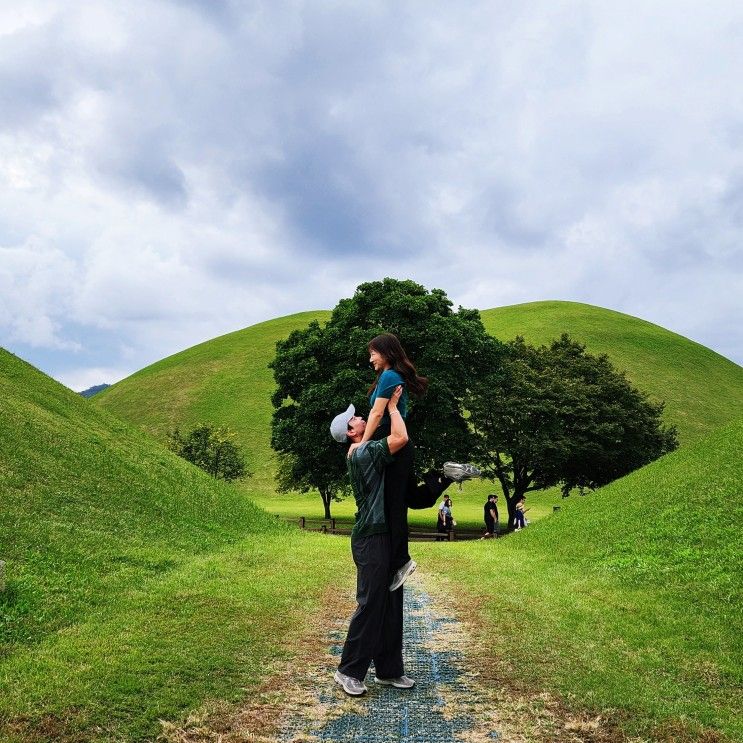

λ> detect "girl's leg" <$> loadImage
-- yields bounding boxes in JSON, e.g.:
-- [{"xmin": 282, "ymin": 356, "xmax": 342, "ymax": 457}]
[{"xmin": 383, "ymin": 440, "xmax": 413, "ymax": 573}]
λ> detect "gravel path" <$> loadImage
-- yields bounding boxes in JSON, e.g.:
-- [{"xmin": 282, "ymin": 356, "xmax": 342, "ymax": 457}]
[{"xmin": 281, "ymin": 579, "xmax": 502, "ymax": 742}]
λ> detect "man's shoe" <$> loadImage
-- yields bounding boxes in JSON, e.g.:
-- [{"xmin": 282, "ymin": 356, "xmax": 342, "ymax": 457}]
[
  {"xmin": 442, "ymin": 461, "xmax": 482, "ymax": 483},
  {"xmin": 389, "ymin": 559, "xmax": 416, "ymax": 592},
  {"xmin": 375, "ymin": 675, "xmax": 415, "ymax": 689},
  {"xmin": 334, "ymin": 670, "xmax": 367, "ymax": 696}
]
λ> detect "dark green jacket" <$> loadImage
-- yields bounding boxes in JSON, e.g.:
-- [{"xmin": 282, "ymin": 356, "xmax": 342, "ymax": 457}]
[{"xmin": 347, "ymin": 439, "xmax": 393, "ymax": 539}]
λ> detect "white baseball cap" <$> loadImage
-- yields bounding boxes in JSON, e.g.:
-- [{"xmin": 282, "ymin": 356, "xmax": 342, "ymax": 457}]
[{"xmin": 330, "ymin": 404, "xmax": 355, "ymax": 443}]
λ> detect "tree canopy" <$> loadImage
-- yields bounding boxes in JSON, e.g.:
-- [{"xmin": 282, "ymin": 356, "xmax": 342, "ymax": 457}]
[
  {"xmin": 270, "ymin": 278, "xmax": 499, "ymax": 518},
  {"xmin": 467, "ymin": 334, "xmax": 679, "ymax": 528},
  {"xmin": 271, "ymin": 279, "xmax": 678, "ymax": 524}
]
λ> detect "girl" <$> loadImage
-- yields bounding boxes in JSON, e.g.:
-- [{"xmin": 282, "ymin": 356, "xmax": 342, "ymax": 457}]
[
  {"xmin": 437, "ymin": 496, "xmax": 454, "ymax": 541},
  {"xmin": 353, "ymin": 333, "xmax": 427, "ymax": 590},
  {"xmin": 513, "ymin": 496, "xmax": 529, "ymax": 530}
]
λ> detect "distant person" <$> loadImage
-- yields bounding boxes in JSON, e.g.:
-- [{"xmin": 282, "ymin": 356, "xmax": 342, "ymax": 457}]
[
  {"xmin": 437, "ymin": 496, "xmax": 454, "ymax": 540},
  {"xmin": 513, "ymin": 496, "xmax": 529, "ymax": 530},
  {"xmin": 482, "ymin": 493, "xmax": 499, "ymax": 538}
]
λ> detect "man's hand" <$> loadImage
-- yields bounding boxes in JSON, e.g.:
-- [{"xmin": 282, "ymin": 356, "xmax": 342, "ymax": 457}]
[{"xmin": 388, "ymin": 385, "xmax": 403, "ymax": 410}]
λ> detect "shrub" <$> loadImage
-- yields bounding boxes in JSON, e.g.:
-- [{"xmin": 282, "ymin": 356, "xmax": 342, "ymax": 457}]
[{"xmin": 168, "ymin": 424, "xmax": 248, "ymax": 481}]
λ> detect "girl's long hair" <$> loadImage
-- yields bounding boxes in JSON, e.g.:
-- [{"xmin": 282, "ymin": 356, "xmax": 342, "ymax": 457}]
[{"xmin": 367, "ymin": 333, "xmax": 428, "ymax": 397}]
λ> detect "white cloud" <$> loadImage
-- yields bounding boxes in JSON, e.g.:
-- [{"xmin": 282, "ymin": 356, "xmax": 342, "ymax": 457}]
[
  {"xmin": 0, "ymin": 239, "xmax": 80, "ymax": 350},
  {"xmin": 55, "ymin": 365, "xmax": 129, "ymax": 392},
  {"xmin": 0, "ymin": 0, "xmax": 741, "ymax": 391}
]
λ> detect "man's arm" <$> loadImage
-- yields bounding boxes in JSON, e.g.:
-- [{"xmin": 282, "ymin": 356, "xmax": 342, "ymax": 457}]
[{"xmin": 386, "ymin": 385, "xmax": 409, "ymax": 455}]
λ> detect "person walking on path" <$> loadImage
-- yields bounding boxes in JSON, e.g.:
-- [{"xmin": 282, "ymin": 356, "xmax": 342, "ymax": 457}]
[
  {"xmin": 482, "ymin": 494, "xmax": 499, "ymax": 538},
  {"xmin": 437, "ymin": 496, "xmax": 454, "ymax": 540}
]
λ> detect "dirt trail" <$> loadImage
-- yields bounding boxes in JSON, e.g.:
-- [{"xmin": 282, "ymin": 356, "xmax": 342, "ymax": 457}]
[{"xmin": 160, "ymin": 573, "xmax": 626, "ymax": 743}]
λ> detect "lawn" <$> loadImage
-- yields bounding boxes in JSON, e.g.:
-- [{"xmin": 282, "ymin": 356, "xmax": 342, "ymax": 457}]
[
  {"xmin": 412, "ymin": 417, "xmax": 743, "ymax": 741},
  {"xmin": 0, "ymin": 348, "xmax": 350, "ymax": 741},
  {"xmin": 6, "ymin": 297, "xmax": 743, "ymax": 740}
]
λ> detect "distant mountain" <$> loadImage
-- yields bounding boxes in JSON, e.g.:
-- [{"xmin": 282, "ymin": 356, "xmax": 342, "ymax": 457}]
[{"xmin": 79, "ymin": 383, "xmax": 110, "ymax": 398}]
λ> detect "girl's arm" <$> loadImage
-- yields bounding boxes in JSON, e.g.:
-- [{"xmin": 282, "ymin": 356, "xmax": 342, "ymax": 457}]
[{"xmin": 360, "ymin": 396, "xmax": 388, "ymax": 443}]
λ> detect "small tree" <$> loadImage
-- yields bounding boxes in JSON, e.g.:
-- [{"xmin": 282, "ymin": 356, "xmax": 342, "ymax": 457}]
[
  {"xmin": 468, "ymin": 334, "xmax": 678, "ymax": 529},
  {"xmin": 168, "ymin": 424, "xmax": 248, "ymax": 482},
  {"xmin": 270, "ymin": 278, "xmax": 501, "ymax": 519}
]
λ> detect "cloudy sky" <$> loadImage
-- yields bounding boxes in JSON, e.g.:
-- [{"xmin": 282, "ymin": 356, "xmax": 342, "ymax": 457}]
[{"xmin": 1, "ymin": 1, "xmax": 742, "ymax": 391}]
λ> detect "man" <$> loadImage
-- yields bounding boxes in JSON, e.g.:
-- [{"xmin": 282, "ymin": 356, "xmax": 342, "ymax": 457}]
[
  {"xmin": 329, "ymin": 386, "xmax": 413, "ymax": 696},
  {"xmin": 329, "ymin": 388, "xmax": 479, "ymax": 696},
  {"xmin": 483, "ymin": 493, "xmax": 499, "ymax": 538}
]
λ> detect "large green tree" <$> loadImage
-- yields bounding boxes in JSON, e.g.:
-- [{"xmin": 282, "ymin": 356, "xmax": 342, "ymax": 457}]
[
  {"xmin": 467, "ymin": 334, "xmax": 679, "ymax": 529},
  {"xmin": 270, "ymin": 278, "xmax": 501, "ymax": 518}
]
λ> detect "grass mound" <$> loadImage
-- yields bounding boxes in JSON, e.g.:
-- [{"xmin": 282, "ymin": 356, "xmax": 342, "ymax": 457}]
[
  {"xmin": 481, "ymin": 300, "xmax": 743, "ymax": 445},
  {"xmin": 96, "ymin": 311, "xmax": 330, "ymax": 495},
  {"xmin": 96, "ymin": 301, "xmax": 743, "ymax": 527},
  {"xmin": 414, "ymin": 417, "xmax": 743, "ymax": 740},
  {"xmin": 0, "ymin": 348, "xmax": 349, "ymax": 741}
]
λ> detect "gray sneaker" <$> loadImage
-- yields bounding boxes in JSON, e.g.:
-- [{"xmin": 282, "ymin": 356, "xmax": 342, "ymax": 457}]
[
  {"xmin": 389, "ymin": 559, "xmax": 417, "ymax": 592},
  {"xmin": 442, "ymin": 462, "xmax": 482, "ymax": 482},
  {"xmin": 334, "ymin": 670, "xmax": 367, "ymax": 696},
  {"xmin": 374, "ymin": 675, "xmax": 415, "ymax": 689}
]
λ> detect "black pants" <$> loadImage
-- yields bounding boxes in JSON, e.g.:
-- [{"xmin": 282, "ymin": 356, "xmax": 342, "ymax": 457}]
[
  {"xmin": 373, "ymin": 424, "xmax": 413, "ymax": 573},
  {"xmin": 338, "ymin": 533, "xmax": 404, "ymax": 681},
  {"xmin": 436, "ymin": 516, "xmax": 450, "ymax": 541}
]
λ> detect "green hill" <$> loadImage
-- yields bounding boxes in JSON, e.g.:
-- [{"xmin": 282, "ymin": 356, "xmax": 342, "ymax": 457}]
[
  {"xmin": 0, "ymin": 348, "xmax": 348, "ymax": 741},
  {"xmin": 481, "ymin": 300, "xmax": 743, "ymax": 444},
  {"xmin": 418, "ymin": 416, "xmax": 743, "ymax": 740},
  {"xmin": 4, "ymin": 300, "xmax": 741, "ymax": 741},
  {"xmin": 96, "ymin": 310, "xmax": 331, "ymax": 496},
  {"xmin": 96, "ymin": 301, "xmax": 743, "ymax": 525}
]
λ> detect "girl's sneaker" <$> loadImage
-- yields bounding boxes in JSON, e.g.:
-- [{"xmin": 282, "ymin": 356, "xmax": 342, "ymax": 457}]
[
  {"xmin": 442, "ymin": 462, "xmax": 482, "ymax": 482},
  {"xmin": 389, "ymin": 559, "xmax": 416, "ymax": 592}
]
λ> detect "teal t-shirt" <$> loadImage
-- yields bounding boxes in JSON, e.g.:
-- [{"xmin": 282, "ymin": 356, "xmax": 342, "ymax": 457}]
[
  {"xmin": 369, "ymin": 369, "xmax": 409, "ymax": 425},
  {"xmin": 347, "ymin": 439, "xmax": 394, "ymax": 540}
]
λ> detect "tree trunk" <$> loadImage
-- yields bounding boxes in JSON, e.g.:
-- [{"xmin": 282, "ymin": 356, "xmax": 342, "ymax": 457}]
[
  {"xmin": 320, "ymin": 488, "xmax": 332, "ymax": 520},
  {"xmin": 492, "ymin": 464, "xmax": 517, "ymax": 531},
  {"xmin": 505, "ymin": 487, "xmax": 526, "ymax": 531},
  {"xmin": 505, "ymin": 493, "xmax": 518, "ymax": 531}
]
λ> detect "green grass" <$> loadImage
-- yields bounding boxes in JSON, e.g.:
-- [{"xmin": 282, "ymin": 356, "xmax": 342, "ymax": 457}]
[
  {"xmin": 4, "ymin": 292, "xmax": 743, "ymax": 741},
  {"xmin": 0, "ymin": 348, "xmax": 350, "ymax": 741},
  {"xmin": 412, "ymin": 417, "xmax": 743, "ymax": 740},
  {"xmin": 96, "ymin": 301, "xmax": 743, "ymax": 525}
]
